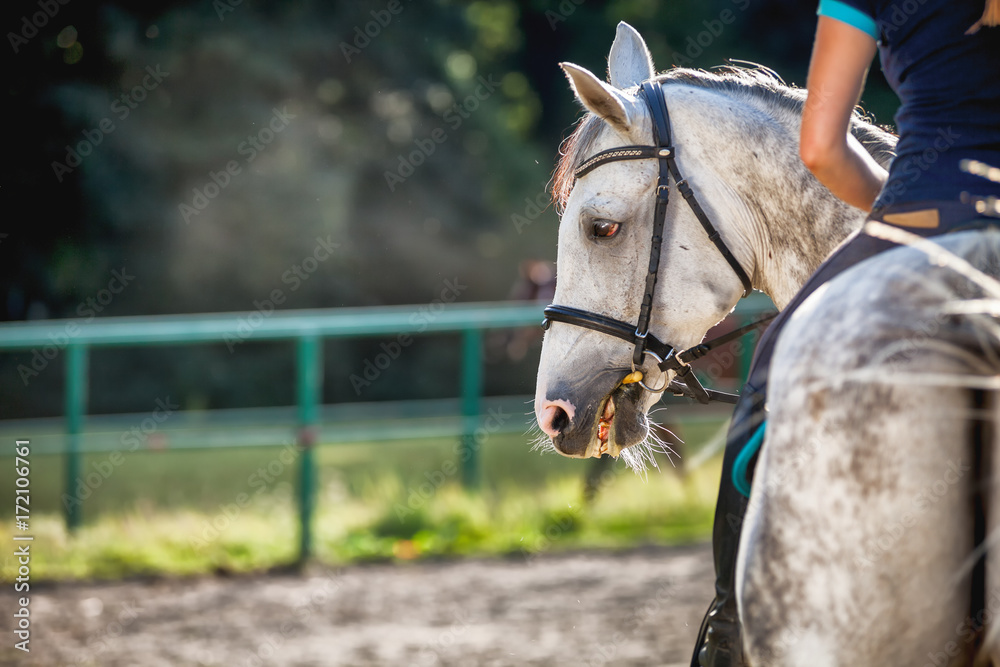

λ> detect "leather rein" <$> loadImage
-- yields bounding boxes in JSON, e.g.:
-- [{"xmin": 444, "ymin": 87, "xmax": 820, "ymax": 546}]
[{"xmin": 542, "ymin": 80, "xmax": 775, "ymax": 405}]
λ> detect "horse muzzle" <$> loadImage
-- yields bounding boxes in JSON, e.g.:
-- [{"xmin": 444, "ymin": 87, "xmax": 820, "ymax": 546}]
[{"xmin": 537, "ymin": 374, "xmax": 650, "ymax": 458}]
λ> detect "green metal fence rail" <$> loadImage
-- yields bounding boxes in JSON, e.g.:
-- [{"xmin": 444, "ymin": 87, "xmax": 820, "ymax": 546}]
[{"xmin": 0, "ymin": 295, "xmax": 773, "ymax": 563}]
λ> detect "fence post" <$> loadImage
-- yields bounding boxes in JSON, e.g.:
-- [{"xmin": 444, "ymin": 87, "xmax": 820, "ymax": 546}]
[
  {"xmin": 460, "ymin": 327, "xmax": 483, "ymax": 488},
  {"xmin": 64, "ymin": 343, "xmax": 88, "ymax": 531},
  {"xmin": 296, "ymin": 335, "xmax": 322, "ymax": 565}
]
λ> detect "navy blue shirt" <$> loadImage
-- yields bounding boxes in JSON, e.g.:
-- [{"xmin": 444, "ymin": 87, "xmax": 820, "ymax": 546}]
[{"xmin": 818, "ymin": 0, "xmax": 1000, "ymax": 211}]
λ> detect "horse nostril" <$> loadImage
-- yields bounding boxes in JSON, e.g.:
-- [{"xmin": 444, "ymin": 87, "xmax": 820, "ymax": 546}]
[
  {"xmin": 538, "ymin": 401, "xmax": 574, "ymax": 438},
  {"xmin": 550, "ymin": 406, "xmax": 569, "ymax": 432}
]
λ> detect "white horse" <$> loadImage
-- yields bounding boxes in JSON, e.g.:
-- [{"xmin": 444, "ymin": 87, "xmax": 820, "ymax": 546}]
[{"xmin": 534, "ymin": 22, "xmax": 1000, "ymax": 665}]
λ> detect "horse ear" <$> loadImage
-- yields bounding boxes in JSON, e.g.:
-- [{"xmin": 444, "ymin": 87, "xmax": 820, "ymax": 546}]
[
  {"xmin": 608, "ymin": 22, "xmax": 655, "ymax": 88},
  {"xmin": 560, "ymin": 62, "xmax": 636, "ymax": 133}
]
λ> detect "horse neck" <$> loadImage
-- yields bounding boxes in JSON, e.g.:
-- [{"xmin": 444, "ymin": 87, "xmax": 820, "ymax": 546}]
[
  {"xmin": 671, "ymin": 86, "xmax": 869, "ymax": 309},
  {"xmin": 744, "ymin": 162, "xmax": 868, "ymax": 309}
]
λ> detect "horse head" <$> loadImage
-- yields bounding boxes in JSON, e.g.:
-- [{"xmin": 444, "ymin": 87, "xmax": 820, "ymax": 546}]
[
  {"xmin": 533, "ymin": 23, "xmax": 894, "ymax": 466},
  {"xmin": 534, "ymin": 23, "xmax": 757, "ymax": 464}
]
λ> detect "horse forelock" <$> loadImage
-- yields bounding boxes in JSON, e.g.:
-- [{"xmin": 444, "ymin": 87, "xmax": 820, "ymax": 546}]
[
  {"xmin": 551, "ymin": 65, "xmax": 898, "ymax": 212},
  {"xmin": 552, "ymin": 113, "xmax": 605, "ymax": 214}
]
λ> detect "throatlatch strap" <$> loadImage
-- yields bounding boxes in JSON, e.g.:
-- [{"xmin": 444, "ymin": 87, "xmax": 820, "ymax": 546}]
[
  {"xmin": 664, "ymin": 158, "xmax": 753, "ymax": 296},
  {"xmin": 643, "ymin": 81, "xmax": 752, "ymax": 297},
  {"xmin": 674, "ymin": 312, "xmax": 778, "ymax": 365}
]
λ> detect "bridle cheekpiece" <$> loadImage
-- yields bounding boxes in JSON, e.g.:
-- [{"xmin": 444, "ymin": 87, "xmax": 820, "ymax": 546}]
[{"xmin": 542, "ymin": 80, "xmax": 772, "ymax": 404}]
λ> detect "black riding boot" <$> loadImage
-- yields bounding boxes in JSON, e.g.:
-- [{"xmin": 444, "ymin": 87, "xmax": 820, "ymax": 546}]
[{"xmin": 691, "ymin": 388, "xmax": 766, "ymax": 667}]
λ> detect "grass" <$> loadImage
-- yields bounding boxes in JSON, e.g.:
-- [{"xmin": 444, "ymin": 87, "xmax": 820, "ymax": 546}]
[{"xmin": 0, "ymin": 422, "xmax": 729, "ymax": 582}]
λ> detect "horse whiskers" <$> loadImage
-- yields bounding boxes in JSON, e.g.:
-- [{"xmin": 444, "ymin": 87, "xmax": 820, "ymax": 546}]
[
  {"xmin": 530, "ymin": 437, "xmax": 556, "ymax": 455},
  {"xmin": 620, "ymin": 446, "xmax": 653, "ymax": 477},
  {"xmin": 524, "ymin": 403, "xmax": 558, "ymax": 454},
  {"xmin": 649, "ymin": 418, "xmax": 682, "ymax": 445},
  {"xmin": 524, "ymin": 403, "xmax": 681, "ymax": 467},
  {"xmin": 620, "ymin": 414, "xmax": 679, "ymax": 474},
  {"xmin": 526, "ymin": 420, "xmax": 556, "ymax": 454},
  {"xmin": 648, "ymin": 425, "xmax": 680, "ymax": 460},
  {"xmin": 522, "ymin": 407, "xmax": 538, "ymax": 438}
]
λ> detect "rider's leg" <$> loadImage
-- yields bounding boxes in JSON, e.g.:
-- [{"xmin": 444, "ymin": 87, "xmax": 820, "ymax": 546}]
[{"xmin": 692, "ymin": 381, "xmax": 765, "ymax": 667}]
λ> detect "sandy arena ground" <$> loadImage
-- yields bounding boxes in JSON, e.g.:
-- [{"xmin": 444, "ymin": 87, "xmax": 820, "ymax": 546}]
[{"xmin": 2, "ymin": 543, "xmax": 713, "ymax": 667}]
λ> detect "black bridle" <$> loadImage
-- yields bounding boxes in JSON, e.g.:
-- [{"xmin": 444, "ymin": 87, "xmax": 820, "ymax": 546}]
[{"xmin": 542, "ymin": 80, "xmax": 774, "ymax": 404}]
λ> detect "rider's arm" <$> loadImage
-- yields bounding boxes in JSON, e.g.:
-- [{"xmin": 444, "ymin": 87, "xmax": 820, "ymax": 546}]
[{"xmin": 800, "ymin": 4, "xmax": 887, "ymax": 212}]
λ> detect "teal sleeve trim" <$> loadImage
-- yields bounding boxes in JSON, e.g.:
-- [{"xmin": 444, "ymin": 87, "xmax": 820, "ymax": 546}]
[
  {"xmin": 732, "ymin": 422, "xmax": 766, "ymax": 499},
  {"xmin": 817, "ymin": 0, "xmax": 878, "ymax": 40}
]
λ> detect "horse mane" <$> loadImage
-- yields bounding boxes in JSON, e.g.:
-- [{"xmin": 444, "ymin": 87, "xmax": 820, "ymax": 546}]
[{"xmin": 551, "ymin": 65, "xmax": 899, "ymax": 212}]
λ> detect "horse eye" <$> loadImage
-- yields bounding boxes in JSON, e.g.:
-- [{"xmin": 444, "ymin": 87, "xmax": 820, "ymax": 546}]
[{"xmin": 592, "ymin": 220, "xmax": 620, "ymax": 238}]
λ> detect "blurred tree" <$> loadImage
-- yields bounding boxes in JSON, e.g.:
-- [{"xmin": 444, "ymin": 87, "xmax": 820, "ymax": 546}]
[{"xmin": 0, "ymin": 0, "xmax": 900, "ymax": 416}]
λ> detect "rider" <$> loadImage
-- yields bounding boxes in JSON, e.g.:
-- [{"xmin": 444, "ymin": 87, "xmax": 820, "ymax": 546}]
[{"xmin": 695, "ymin": 1, "xmax": 1000, "ymax": 665}]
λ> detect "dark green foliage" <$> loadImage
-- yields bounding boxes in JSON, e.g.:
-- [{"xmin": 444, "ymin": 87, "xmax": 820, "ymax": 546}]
[{"xmin": 0, "ymin": 0, "xmax": 897, "ymax": 417}]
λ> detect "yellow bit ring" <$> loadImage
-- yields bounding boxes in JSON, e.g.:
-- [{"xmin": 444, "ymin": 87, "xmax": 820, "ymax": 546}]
[
  {"xmin": 621, "ymin": 371, "xmax": 644, "ymax": 385},
  {"xmin": 621, "ymin": 368, "xmax": 668, "ymax": 394}
]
